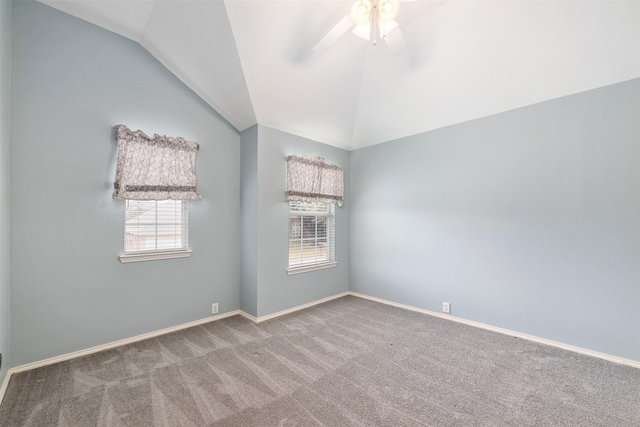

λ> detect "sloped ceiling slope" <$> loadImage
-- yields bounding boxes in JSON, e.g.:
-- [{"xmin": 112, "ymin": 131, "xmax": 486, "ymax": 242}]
[
  {"xmin": 38, "ymin": 0, "xmax": 256, "ymax": 131},
  {"xmin": 38, "ymin": 0, "xmax": 640, "ymax": 150}
]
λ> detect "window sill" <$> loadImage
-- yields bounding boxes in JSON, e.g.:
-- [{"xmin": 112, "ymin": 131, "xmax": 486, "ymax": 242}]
[
  {"xmin": 119, "ymin": 250, "xmax": 192, "ymax": 264},
  {"xmin": 287, "ymin": 262, "xmax": 337, "ymax": 275}
]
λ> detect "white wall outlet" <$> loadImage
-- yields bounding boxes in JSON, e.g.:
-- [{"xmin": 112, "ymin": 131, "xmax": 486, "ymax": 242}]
[
  {"xmin": 211, "ymin": 303, "xmax": 219, "ymax": 314},
  {"xmin": 443, "ymin": 302, "xmax": 451, "ymax": 314}
]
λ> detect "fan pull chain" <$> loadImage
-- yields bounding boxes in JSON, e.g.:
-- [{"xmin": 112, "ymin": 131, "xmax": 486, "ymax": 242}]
[{"xmin": 373, "ymin": 8, "xmax": 378, "ymax": 45}]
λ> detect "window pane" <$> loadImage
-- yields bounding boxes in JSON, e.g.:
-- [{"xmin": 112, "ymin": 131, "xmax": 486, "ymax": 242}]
[
  {"xmin": 125, "ymin": 200, "xmax": 188, "ymax": 253},
  {"xmin": 288, "ymin": 201, "xmax": 334, "ymax": 268}
]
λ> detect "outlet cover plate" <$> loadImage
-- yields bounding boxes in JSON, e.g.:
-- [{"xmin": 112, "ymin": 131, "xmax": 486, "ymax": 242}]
[
  {"xmin": 443, "ymin": 302, "xmax": 451, "ymax": 314},
  {"xmin": 212, "ymin": 303, "xmax": 219, "ymax": 314}
]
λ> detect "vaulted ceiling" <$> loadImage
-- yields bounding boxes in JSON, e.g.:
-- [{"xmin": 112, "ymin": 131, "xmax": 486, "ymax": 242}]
[{"xmin": 37, "ymin": 0, "xmax": 640, "ymax": 150}]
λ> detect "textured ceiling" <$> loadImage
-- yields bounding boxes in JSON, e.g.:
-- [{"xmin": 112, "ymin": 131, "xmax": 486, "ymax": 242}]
[{"xmin": 37, "ymin": 0, "xmax": 640, "ymax": 150}]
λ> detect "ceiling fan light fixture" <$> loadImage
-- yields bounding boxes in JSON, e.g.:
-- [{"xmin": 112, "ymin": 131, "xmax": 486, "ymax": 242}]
[
  {"xmin": 351, "ymin": 0, "xmax": 373, "ymax": 26},
  {"xmin": 378, "ymin": 0, "xmax": 400, "ymax": 22}
]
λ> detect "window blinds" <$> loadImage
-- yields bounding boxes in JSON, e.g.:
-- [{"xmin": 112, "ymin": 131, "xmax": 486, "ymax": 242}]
[
  {"xmin": 288, "ymin": 201, "xmax": 335, "ymax": 268},
  {"xmin": 125, "ymin": 199, "xmax": 188, "ymax": 254}
]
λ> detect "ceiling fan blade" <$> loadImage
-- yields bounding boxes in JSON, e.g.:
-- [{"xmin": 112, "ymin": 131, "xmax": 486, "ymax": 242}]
[
  {"xmin": 384, "ymin": 26, "xmax": 407, "ymax": 57},
  {"xmin": 313, "ymin": 15, "xmax": 354, "ymax": 52}
]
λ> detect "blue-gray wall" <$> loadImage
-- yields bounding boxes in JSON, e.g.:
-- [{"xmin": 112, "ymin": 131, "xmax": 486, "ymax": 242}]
[
  {"xmin": 6, "ymin": 0, "xmax": 636, "ymax": 369},
  {"xmin": 0, "ymin": 0, "xmax": 12, "ymax": 382},
  {"xmin": 255, "ymin": 126, "xmax": 350, "ymax": 317},
  {"xmin": 240, "ymin": 125, "xmax": 258, "ymax": 317},
  {"xmin": 350, "ymin": 79, "xmax": 640, "ymax": 362},
  {"xmin": 10, "ymin": 1, "xmax": 240, "ymax": 366}
]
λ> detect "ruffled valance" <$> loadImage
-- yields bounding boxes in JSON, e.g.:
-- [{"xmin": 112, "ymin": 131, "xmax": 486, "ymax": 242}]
[
  {"xmin": 113, "ymin": 125, "xmax": 201, "ymax": 200},
  {"xmin": 286, "ymin": 155, "xmax": 344, "ymax": 206}
]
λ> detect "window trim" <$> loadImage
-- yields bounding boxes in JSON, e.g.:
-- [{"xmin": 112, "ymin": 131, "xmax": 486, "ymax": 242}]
[
  {"xmin": 287, "ymin": 261, "xmax": 337, "ymax": 275},
  {"xmin": 119, "ymin": 249, "xmax": 192, "ymax": 264}
]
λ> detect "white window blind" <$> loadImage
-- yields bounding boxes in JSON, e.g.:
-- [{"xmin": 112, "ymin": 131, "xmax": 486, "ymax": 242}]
[
  {"xmin": 125, "ymin": 200, "xmax": 188, "ymax": 254},
  {"xmin": 288, "ymin": 201, "xmax": 335, "ymax": 269}
]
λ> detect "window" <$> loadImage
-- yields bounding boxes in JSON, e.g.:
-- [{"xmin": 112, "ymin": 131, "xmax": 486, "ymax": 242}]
[
  {"xmin": 284, "ymin": 155, "xmax": 343, "ymax": 273},
  {"xmin": 119, "ymin": 199, "xmax": 191, "ymax": 263},
  {"xmin": 288, "ymin": 201, "xmax": 336, "ymax": 273}
]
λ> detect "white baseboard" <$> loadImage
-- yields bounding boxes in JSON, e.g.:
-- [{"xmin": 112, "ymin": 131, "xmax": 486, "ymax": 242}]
[
  {"xmin": 2, "ymin": 290, "xmax": 351, "ymax": 400},
  {"xmin": 238, "ymin": 310, "xmax": 258, "ymax": 322},
  {"xmin": 0, "ymin": 310, "xmax": 239, "ymax": 405},
  {"xmin": 0, "ymin": 309, "xmax": 242, "ymax": 408},
  {"xmin": 240, "ymin": 291, "xmax": 350, "ymax": 323},
  {"xmin": 348, "ymin": 291, "xmax": 640, "ymax": 370},
  {"xmin": 2, "ymin": 290, "xmax": 637, "ymax": 406},
  {"xmin": 10, "ymin": 310, "xmax": 240, "ymax": 375},
  {"xmin": 1, "ymin": 292, "xmax": 351, "ymax": 404},
  {"xmin": 0, "ymin": 369, "xmax": 11, "ymax": 407}
]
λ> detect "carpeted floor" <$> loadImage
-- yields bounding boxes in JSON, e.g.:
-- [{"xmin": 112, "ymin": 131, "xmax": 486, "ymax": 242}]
[{"xmin": 1, "ymin": 295, "xmax": 639, "ymax": 426}]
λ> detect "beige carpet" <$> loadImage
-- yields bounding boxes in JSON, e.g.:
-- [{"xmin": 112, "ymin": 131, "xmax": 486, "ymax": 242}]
[{"xmin": 1, "ymin": 295, "xmax": 638, "ymax": 426}]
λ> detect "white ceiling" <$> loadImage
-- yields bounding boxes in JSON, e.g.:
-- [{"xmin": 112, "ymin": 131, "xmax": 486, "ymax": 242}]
[{"xmin": 38, "ymin": 0, "xmax": 640, "ymax": 150}]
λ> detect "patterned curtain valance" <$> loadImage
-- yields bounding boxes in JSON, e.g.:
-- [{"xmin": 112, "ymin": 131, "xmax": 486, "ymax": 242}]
[
  {"xmin": 112, "ymin": 124, "xmax": 201, "ymax": 200},
  {"xmin": 286, "ymin": 155, "xmax": 344, "ymax": 207}
]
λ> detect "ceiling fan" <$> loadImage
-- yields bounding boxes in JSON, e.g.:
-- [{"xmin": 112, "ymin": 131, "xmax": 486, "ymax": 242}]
[{"xmin": 313, "ymin": 0, "xmax": 408, "ymax": 56}]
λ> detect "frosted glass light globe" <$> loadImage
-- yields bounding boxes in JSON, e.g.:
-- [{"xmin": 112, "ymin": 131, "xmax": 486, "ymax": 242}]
[
  {"xmin": 378, "ymin": 0, "xmax": 400, "ymax": 22},
  {"xmin": 351, "ymin": 0, "xmax": 373, "ymax": 25}
]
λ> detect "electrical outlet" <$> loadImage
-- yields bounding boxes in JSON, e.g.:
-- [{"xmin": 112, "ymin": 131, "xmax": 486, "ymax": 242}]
[
  {"xmin": 443, "ymin": 302, "xmax": 451, "ymax": 314},
  {"xmin": 211, "ymin": 303, "xmax": 219, "ymax": 314}
]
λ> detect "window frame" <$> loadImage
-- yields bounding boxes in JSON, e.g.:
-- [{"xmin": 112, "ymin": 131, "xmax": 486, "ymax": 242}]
[
  {"xmin": 119, "ymin": 199, "xmax": 192, "ymax": 263},
  {"xmin": 287, "ymin": 201, "xmax": 337, "ymax": 275}
]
